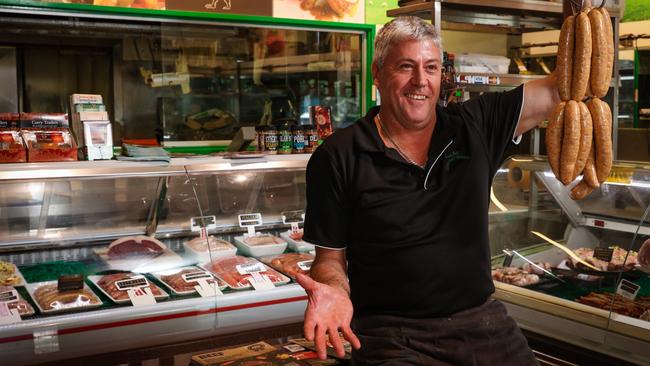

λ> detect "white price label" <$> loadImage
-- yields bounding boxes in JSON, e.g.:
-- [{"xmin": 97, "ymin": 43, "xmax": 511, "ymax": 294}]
[
  {"xmin": 281, "ymin": 210, "xmax": 304, "ymax": 224},
  {"xmin": 249, "ymin": 272, "xmax": 275, "ymax": 291},
  {"xmin": 297, "ymin": 260, "xmax": 313, "ymax": 272},
  {"xmin": 236, "ymin": 262, "xmax": 267, "ymax": 275},
  {"xmin": 127, "ymin": 287, "xmax": 156, "ymax": 306},
  {"xmin": 616, "ymin": 279, "xmax": 640, "ymax": 300},
  {"xmin": 238, "ymin": 213, "xmax": 263, "ymax": 227},
  {"xmin": 0, "ymin": 302, "xmax": 21, "ymax": 325},
  {"xmin": 115, "ymin": 275, "xmax": 149, "ymax": 291},
  {"xmin": 194, "ymin": 278, "xmax": 223, "ymax": 298}
]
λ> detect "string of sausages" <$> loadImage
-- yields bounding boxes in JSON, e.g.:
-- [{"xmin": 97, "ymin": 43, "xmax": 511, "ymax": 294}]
[{"xmin": 547, "ymin": 5, "xmax": 614, "ymax": 200}]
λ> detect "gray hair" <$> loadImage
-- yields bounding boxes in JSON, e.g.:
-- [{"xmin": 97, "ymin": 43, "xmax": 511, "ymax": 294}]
[{"xmin": 373, "ymin": 16, "xmax": 442, "ymax": 69}]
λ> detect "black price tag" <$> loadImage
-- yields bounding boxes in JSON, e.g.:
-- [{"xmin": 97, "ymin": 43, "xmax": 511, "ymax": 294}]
[
  {"xmin": 57, "ymin": 274, "xmax": 84, "ymax": 292},
  {"xmin": 616, "ymin": 279, "xmax": 640, "ymax": 300},
  {"xmin": 281, "ymin": 210, "xmax": 305, "ymax": 224},
  {"xmin": 115, "ymin": 275, "xmax": 149, "ymax": 291},
  {"xmin": 190, "ymin": 215, "xmax": 217, "ymax": 232},
  {"xmin": 594, "ymin": 247, "xmax": 614, "ymax": 262},
  {"xmin": 0, "ymin": 289, "xmax": 18, "ymax": 303}
]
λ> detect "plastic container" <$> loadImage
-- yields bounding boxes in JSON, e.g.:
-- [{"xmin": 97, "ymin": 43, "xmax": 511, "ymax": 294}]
[
  {"xmin": 259, "ymin": 253, "xmax": 314, "ymax": 279},
  {"xmin": 233, "ymin": 234, "xmax": 287, "ymax": 257},
  {"xmin": 279, "ymin": 230, "xmax": 315, "ymax": 253},
  {"xmin": 25, "ymin": 281, "xmax": 102, "ymax": 314},
  {"xmin": 88, "ymin": 273, "xmax": 168, "ymax": 304},
  {"xmin": 454, "ymin": 53, "xmax": 510, "ymax": 74},
  {"xmin": 152, "ymin": 266, "xmax": 227, "ymax": 295},
  {"xmin": 0, "ymin": 130, "xmax": 27, "ymax": 163},
  {"xmin": 183, "ymin": 236, "xmax": 237, "ymax": 262},
  {"xmin": 200, "ymin": 256, "xmax": 290, "ymax": 290}
]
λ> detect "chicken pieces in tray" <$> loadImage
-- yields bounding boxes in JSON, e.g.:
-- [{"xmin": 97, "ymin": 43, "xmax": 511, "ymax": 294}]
[{"xmin": 299, "ymin": 0, "xmax": 359, "ymax": 20}]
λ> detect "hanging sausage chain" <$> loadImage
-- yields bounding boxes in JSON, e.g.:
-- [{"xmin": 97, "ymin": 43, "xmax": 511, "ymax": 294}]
[{"xmin": 546, "ymin": 4, "xmax": 614, "ymax": 200}]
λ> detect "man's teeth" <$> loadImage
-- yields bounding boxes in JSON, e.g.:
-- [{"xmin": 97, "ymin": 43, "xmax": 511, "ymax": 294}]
[{"xmin": 405, "ymin": 94, "xmax": 427, "ymax": 100}]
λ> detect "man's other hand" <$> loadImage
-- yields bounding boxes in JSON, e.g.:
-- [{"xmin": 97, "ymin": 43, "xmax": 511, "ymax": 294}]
[{"xmin": 295, "ymin": 273, "xmax": 361, "ymax": 359}]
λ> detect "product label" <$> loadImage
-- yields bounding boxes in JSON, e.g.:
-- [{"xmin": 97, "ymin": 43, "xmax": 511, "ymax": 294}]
[
  {"xmin": 127, "ymin": 287, "xmax": 156, "ymax": 306},
  {"xmin": 594, "ymin": 247, "xmax": 614, "ymax": 262},
  {"xmin": 194, "ymin": 279, "xmax": 223, "ymax": 297},
  {"xmin": 182, "ymin": 271, "xmax": 214, "ymax": 283},
  {"xmin": 115, "ymin": 275, "xmax": 149, "ymax": 291},
  {"xmin": 281, "ymin": 210, "xmax": 305, "ymax": 224},
  {"xmin": 191, "ymin": 215, "xmax": 217, "ymax": 232},
  {"xmin": 278, "ymin": 132, "xmax": 292, "ymax": 152},
  {"xmin": 249, "ymin": 271, "xmax": 275, "ymax": 290},
  {"xmin": 297, "ymin": 260, "xmax": 313, "ymax": 272},
  {"xmin": 0, "ymin": 302, "xmax": 21, "ymax": 325},
  {"xmin": 19, "ymin": 113, "xmax": 68, "ymax": 128},
  {"xmin": 71, "ymin": 93, "xmax": 103, "ymax": 104},
  {"xmin": 0, "ymin": 289, "xmax": 19, "ymax": 304},
  {"xmin": 236, "ymin": 262, "xmax": 266, "ymax": 275},
  {"xmin": 293, "ymin": 133, "xmax": 305, "ymax": 151},
  {"xmin": 616, "ymin": 279, "xmax": 640, "ymax": 300},
  {"xmin": 265, "ymin": 133, "xmax": 278, "ymax": 151}
]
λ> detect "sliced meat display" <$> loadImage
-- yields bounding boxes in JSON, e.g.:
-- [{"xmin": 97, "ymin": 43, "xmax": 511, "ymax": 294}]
[
  {"xmin": 159, "ymin": 268, "xmax": 224, "ymax": 293},
  {"xmin": 107, "ymin": 235, "xmax": 166, "ymax": 260},
  {"xmin": 97, "ymin": 272, "xmax": 165, "ymax": 301},
  {"xmin": 260, "ymin": 253, "xmax": 314, "ymax": 279},
  {"xmin": 202, "ymin": 256, "xmax": 290, "ymax": 290}
]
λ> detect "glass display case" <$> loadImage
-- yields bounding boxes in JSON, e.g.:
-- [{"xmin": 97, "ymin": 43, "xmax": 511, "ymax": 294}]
[
  {"xmin": 0, "ymin": 155, "xmax": 311, "ymax": 365},
  {"xmin": 490, "ymin": 155, "xmax": 650, "ymax": 365}
]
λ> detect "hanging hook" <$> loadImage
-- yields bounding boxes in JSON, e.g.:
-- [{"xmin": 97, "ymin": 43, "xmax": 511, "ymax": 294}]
[{"xmin": 598, "ymin": 0, "xmax": 607, "ymax": 9}]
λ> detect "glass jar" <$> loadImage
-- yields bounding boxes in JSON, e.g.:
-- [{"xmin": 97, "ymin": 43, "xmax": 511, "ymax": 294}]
[
  {"xmin": 304, "ymin": 125, "xmax": 318, "ymax": 153},
  {"xmin": 255, "ymin": 125, "xmax": 267, "ymax": 151},
  {"xmin": 291, "ymin": 125, "xmax": 305, "ymax": 154},
  {"xmin": 265, "ymin": 125, "xmax": 278, "ymax": 154},
  {"xmin": 277, "ymin": 125, "xmax": 292, "ymax": 154}
]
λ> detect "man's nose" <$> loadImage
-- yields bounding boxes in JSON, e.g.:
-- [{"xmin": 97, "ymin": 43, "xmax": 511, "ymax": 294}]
[{"xmin": 411, "ymin": 65, "xmax": 427, "ymax": 86}]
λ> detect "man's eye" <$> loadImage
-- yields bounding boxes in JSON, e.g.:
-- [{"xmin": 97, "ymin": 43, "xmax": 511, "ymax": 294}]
[
  {"xmin": 427, "ymin": 65, "xmax": 439, "ymax": 72},
  {"xmin": 399, "ymin": 64, "xmax": 413, "ymax": 70}
]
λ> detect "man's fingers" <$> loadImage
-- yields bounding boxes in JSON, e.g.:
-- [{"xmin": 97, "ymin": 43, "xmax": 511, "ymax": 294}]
[
  {"xmin": 295, "ymin": 273, "xmax": 317, "ymax": 292},
  {"xmin": 341, "ymin": 325, "xmax": 361, "ymax": 350},
  {"xmin": 314, "ymin": 324, "xmax": 328, "ymax": 360},
  {"xmin": 303, "ymin": 318, "xmax": 316, "ymax": 341},
  {"xmin": 327, "ymin": 327, "xmax": 345, "ymax": 358}
]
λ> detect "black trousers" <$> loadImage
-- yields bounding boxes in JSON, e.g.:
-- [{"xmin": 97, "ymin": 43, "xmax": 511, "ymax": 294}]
[{"xmin": 351, "ymin": 299, "xmax": 539, "ymax": 366}]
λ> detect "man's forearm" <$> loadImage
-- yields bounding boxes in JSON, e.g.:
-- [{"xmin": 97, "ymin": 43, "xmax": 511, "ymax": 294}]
[{"xmin": 310, "ymin": 256, "xmax": 351, "ymax": 296}]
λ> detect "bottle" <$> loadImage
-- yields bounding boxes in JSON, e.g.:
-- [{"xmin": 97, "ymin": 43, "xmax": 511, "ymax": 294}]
[
  {"xmin": 291, "ymin": 125, "xmax": 305, "ymax": 154},
  {"xmin": 304, "ymin": 125, "xmax": 318, "ymax": 153},
  {"xmin": 277, "ymin": 125, "xmax": 292, "ymax": 154},
  {"xmin": 255, "ymin": 125, "xmax": 267, "ymax": 152},
  {"xmin": 265, "ymin": 125, "xmax": 278, "ymax": 154}
]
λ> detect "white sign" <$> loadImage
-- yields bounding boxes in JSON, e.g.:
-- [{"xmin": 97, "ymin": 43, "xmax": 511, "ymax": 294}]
[
  {"xmin": 248, "ymin": 272, "xmax": 275, "ymax": 291},
  {"xmin": 0, "ymin": 302, "xmax": 21, "ymax": 325},
  {"xmin": 616, "ymin": 279, "xmax": 640, "ymax": 300},
  {"xmin": 236, "ymin": 262, "xmax": 267, "ymax": 275},
  {"xmin": 127, "ymin": 287, "xmax": 157, "ymax": 306}
]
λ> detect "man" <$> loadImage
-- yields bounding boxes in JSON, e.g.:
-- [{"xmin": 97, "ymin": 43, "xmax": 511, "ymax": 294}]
[{"xmin": 296, "ymin": 16, "xmax": 559, "ymax": 365}]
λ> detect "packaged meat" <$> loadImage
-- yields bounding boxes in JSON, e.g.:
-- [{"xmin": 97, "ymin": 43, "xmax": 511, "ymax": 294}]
[
  {"xmin": 569, "ymin": 246, "xmax": 637, "ymax": 272},
  {"xmin": 0, "ymin": 130, "xmax": 26, "ymax": 163},
  {"xmin": 19, "ymin": 113, "xmax": 77, "ymax": 162},
  {"xmin": 0, "ymin": 286, "xmax": 35, "ymax": 316},
  {"xmin": 89, "ymin": 272, "xmax": 168, "ymax": 304},
  {"xmin": 183, "ymin": 236, "xmax": 237, "ymax": 261},
  {"xmin": 259, "ymin": 253, "xmax": 314, "ymax": 279},
  {"xmin": 233, "ymin": 234, "xmax": 287, "ymax": 257},
  {"xmin": 107, "ymin": 235, "xmax": 166, "ymax": 260},
  {"xmin": 26, "ymin": 281, "xmax": 102, "ymax": 314},
  {"xmin": 201, "ymin": 256, "xmax": 290, "ymax": 290},
  {"xmin": 279, "ymin": 230, "xmax": 315, "ymax": 252},
  {"xmin": 0, "ymin": 260, "xmax": 25, "ymax": 286},
  {"xmin": 153, "ymin": 266, "xmax": 227, "ymax": 295}
]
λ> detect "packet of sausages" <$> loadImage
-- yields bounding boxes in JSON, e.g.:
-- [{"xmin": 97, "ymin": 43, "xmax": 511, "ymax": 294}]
[
  {"xmin": 259, "ymin": 253, "xmax": 314, "ymax": 280},
  {"xmin": 201, "ymin": 256, "xmax": 290, "ymax": 290},
  {"xmin": 19, "ymin": 113, "xmax": 78, "ymax": 162}
]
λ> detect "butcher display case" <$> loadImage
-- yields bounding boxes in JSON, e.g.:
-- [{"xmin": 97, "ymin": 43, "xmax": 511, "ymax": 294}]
[
  {"xmin": 490, "ymin": 155, "xmax": 650, "ymax": 365},
  {"xmin": 0, "ymin": 155, "xmax": 311, "ymax": 365}
]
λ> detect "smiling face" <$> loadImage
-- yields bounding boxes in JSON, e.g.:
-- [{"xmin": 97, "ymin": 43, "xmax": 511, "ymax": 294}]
[{"xmin": 372, "ymin": 38, "xmax": 441, "ymax": 131}]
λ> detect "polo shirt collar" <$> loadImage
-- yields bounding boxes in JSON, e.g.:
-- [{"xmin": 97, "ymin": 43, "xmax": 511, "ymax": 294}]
[{"xmin": 353, "ymin": 104, "xmax": 459, "ymax": 160}]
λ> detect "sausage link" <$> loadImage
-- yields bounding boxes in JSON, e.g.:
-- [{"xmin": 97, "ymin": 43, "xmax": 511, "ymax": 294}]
[
  {"xmin": 587, "ymin": 98, "xmax": 613, "ymax": 183},
  {"xmin": 556, "ymin": 15, "xmax": 575, "ymax": 101},
  {"xmin": 583, "ymin": 144, "xmax": 600, "ymax": 188},
  {"xmin": 571, "ymin": 11, "xmax": 592, "ymax": 101},
  {"xmin": 598, "ymin": 7, "xmax": 614, "ymax": 96},
  {"xmin": 560, "ymin": 100, "xmax": 581, "ymax": 185},
  {"xmin": 546, "ymin": 102, "xmax": 566, "ymax": 180},
  {"xmin": 570, "ymin": 180, "xmax": 595, "ymax": 200},
  {"xmin": 572, "ymin": 101, "xmax": 593, "ymax": 181},
  {"xmin": 589, "ymin": 9, "xmax": 609, "ymax": 97}
]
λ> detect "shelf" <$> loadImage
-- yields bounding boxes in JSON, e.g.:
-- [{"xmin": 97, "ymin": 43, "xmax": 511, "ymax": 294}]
[{"xmin": 388, "ymin": 0, "xmax": 622, "ymax": 34}]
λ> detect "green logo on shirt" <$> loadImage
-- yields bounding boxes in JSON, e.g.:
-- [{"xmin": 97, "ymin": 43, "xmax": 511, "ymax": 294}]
[{"xmin": 444, "ymin": 150, "xmax": 469, "ymax": 172}]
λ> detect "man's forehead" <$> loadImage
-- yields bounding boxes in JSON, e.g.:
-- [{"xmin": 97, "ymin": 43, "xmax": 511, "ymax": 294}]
[{"xmin": 386, "ymin": 38, "xmax": 440, "ymax": 58}]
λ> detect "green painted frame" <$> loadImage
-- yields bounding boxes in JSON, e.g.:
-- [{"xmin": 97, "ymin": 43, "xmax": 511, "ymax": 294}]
[{"xmin": 0, "ymin": 0, "xmax": 376, "ymax": 152}]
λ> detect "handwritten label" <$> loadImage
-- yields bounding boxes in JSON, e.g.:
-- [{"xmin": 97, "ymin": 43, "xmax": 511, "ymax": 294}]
[
  {"xmin": 0, "ymin": 289, "xmax": 19, "ymax": 304},
  {"xmin": 594, "ymin": 247, "xmax": 614, "ymax": 262},
  {"xmin": 115, "ymin": 275, "xmax": 149, "ymax": 291},
  {"xmin": 239, "ymin": 213, "xmax": 262, "ymax": 237},
  {"xmin": 236, "ymin": 262, "xmax": 266, "ymax": 275}
]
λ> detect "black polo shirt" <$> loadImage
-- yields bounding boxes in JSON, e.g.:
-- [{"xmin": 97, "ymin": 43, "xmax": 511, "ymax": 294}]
[{"xmin": 303, "ymin": 85, "xmax": 524, "ymax": 318}]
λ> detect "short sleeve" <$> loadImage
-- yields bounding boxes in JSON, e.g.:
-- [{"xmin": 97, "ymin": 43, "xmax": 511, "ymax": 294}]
[
  {"xmin": 302, "ymin": 147, "xmax": 349, "ymax": 249},
  {"xmin": 460, "ymin": 85, "xmax": 524, "ymax": 173}
]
